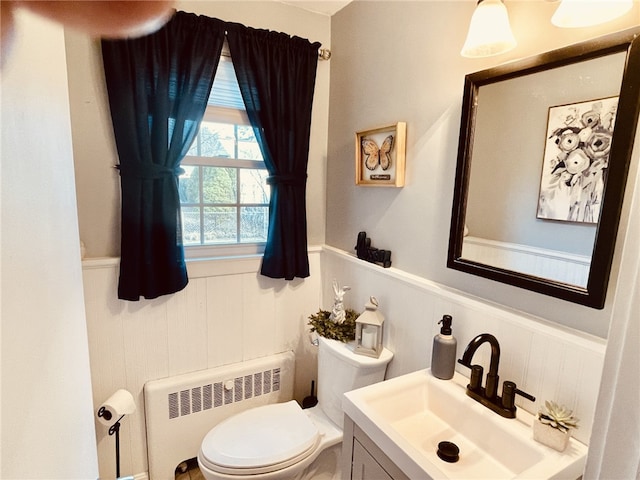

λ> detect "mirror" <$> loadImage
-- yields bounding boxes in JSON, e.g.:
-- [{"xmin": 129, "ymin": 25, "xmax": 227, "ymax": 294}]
[{"xmin": 448, "ymin": 28, "xmax": 640, "ymax": 309}]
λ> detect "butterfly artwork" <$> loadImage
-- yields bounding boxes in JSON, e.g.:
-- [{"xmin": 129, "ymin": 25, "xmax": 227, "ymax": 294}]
[
  {"xmin": 355, "ymin": 122, "xmax": 406, "ymax": 187},
  {"xmin": 361, "ymin": 135, "xmax": 394, "ymax": 171}
]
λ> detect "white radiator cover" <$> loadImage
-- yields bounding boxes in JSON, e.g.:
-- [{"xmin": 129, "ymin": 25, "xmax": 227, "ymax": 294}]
[{"xmin": 144, "ymin": 351, "xmax": 295, "ymax": 480}]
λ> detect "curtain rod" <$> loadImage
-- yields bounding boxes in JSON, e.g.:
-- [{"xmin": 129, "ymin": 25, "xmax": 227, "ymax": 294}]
[{"xmin": 220, "ymin": 48, "xmax": 331, "ymax": 61}]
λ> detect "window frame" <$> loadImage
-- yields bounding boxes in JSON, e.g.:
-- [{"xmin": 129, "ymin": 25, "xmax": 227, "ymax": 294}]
[{"xmin": 180, "ymin": 65, "xmax": 269, "ymax": 259}]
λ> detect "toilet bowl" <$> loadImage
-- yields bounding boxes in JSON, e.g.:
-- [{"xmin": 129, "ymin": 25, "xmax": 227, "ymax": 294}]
[{"xmin": 198, "ymin": 336, "xmax": 393, "ymax": 480}]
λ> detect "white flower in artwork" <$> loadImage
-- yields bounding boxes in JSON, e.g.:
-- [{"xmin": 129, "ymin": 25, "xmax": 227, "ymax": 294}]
[{"xmin": 538, "ymin": 96, "xmax": 618, "ymax": 224}]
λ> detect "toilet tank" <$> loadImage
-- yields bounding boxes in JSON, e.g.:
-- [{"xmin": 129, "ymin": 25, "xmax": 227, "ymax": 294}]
[{"xmin": 317, "ymin": 336, "xmax": 393, "ymax": 428}]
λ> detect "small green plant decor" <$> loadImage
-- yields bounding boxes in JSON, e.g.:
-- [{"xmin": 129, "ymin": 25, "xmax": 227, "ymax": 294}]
[
  {"xmin": 538, "ymin": 400, "xmax": 580, "ymax": 433},
  {"xmin": 308, "ymin": 280, "xmax": 358, "ymax": 342},
  {"xmin": 307, "ymin": 309, "xmax": 358, "ymax": 343},
  {"xmin": 533, "ymin": 400, "xmax": 579, "ymax": 452}
]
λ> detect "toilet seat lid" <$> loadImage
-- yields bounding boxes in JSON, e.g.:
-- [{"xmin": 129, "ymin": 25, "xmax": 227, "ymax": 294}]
[{"xmin": 200, "ymin": 400, "xmax": 320, "ymax": 471}]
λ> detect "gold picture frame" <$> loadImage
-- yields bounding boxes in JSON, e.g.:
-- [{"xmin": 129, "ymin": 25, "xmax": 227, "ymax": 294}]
[{"xmin": 355, "ymin": 122, "xmax": 406, "ymax": 187}]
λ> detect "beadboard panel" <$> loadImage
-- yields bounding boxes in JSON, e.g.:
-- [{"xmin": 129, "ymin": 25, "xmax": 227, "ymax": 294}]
[
  {"xmin": 167, "ymin": 279, "xmax": 208, "ymax": 376},
  {"xmin": 462, "ymin": 236, "xmax": 591, "ymax": 287},
  {"xmin": 82, "ymin": 249, "xmax": 322, "ymax": 479},
  {"xmin": 85, "ymin": 246, "xmax": 603, "ymax": 478},
  {"xmin": 241, "ymin": 272, "xmax": 278, "ymax": 360},
  {"xmin": 206, "ymin": 274, "xmax": 244, "ymax": 368},
  {"xmin": 322, "ymin": 246, "xmax": 605, "ymax": 446}
]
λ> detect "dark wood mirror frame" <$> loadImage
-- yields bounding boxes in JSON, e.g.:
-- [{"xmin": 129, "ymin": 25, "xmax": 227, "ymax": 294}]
[{"xmin": 448, "ymin": 28, "xmax": 640, "ymax": 309}]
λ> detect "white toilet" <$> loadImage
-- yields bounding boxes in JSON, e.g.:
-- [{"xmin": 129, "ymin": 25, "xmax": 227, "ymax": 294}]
[{"xmin": 197, "ymin": 336, "xmax": 393, "ymax": 480}]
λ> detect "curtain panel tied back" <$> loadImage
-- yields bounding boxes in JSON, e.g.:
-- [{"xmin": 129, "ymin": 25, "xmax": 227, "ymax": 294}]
[
  {"xmin": 102, "ymin": 12, "xmax": 225, "ymax": 300},
  {"xmin": 102, "ymin": 12, "xmax": 321, "ymax": 299},
  {"xmin": 226, "ymin": 22, "xmax": 321, "ymax": 280}
]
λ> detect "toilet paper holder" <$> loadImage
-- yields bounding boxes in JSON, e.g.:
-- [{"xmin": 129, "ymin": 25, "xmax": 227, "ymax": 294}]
[{"xmin": 97, "ymin": 389, "xmax": 136, "ymax": 479}]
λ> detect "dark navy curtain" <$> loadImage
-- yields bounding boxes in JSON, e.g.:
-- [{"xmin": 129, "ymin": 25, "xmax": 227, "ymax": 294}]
[
  {"xmin": 226, "ymin": 23, "xmax": 321, "ymax": 280},
  {"xmin": 101, "ymin": 12, "xmax": 225, "ymax": 300}
]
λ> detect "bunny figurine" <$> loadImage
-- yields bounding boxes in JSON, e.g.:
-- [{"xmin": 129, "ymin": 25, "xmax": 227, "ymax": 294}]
[{"xmin": 329, "ymin": 279, "xmax": 351, "ymax": 324}]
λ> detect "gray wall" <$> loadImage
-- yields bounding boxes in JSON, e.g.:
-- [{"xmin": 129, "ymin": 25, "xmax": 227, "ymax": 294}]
[{"xmin": 327, "ymin": 1, "xmax": 640, "ymax": 338}]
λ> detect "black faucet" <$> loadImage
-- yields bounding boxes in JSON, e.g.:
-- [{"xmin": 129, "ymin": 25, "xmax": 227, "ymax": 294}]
[{"xmin": 457, "ymin": 333, "xmax": 535, "ymax": 418}]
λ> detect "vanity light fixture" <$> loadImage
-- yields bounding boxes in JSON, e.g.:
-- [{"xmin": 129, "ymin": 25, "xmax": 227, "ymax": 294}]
[
  {"xmin": 461, "ymin": 0, "xmax": 517, "ymax": 58},
  {"xmin": 551, "ymin": 0, "xmax": 634, "ymax": 28}
]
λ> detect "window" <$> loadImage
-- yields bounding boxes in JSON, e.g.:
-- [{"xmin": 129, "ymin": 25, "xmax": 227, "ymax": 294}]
[{"xmin": 179, "ymin": 54, "xmax": 269, "ymax": 255}]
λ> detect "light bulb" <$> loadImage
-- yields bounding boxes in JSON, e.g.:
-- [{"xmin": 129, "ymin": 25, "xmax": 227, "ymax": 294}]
[
  {"xmin": 552, "ymin": 0, "xmax": 633, "ymax": 28},
  {"xmin": 461, "ymin": 0, "xmax": 517, "ymax": 58}
]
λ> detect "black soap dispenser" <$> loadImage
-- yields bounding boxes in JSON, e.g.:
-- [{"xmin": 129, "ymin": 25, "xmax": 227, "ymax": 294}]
[{"xmin": 431, "ymin": 315, "xmax": 457, "ymax": 380}]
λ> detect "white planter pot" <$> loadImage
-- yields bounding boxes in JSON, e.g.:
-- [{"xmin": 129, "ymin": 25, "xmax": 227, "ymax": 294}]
[{"xmin": 533, "ymin": 419, "xmax": 572, "ymax": 452}]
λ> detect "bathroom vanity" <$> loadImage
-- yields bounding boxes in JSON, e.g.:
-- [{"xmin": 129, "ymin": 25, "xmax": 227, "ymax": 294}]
[
  {"xmin": 341, "ymin": 369, "xmax": 587, "ymax": 480},
  {"xmin": 342, "ymin": 416, "xmax": 410, "ymax": 480}
]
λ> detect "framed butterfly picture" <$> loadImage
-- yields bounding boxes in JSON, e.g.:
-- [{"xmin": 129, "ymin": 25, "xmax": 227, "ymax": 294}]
[{"xmin": 355, "ymin": 122, "xmax": 406, "ymax": 187}]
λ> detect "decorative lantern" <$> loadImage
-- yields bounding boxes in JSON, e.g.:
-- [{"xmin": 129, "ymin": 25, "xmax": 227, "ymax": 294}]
[{"xmin": 355, "ymin": 296, "xmax": 385, "ymax": 358}]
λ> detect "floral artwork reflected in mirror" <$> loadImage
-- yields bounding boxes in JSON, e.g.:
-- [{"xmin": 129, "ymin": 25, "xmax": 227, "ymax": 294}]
[{"xmin": 537, "ymin": 96, "xmax": 618, "ymax": 224}]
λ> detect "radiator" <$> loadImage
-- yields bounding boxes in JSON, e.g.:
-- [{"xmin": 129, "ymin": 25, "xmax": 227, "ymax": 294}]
[{"xmin": 144, "ymin": 351, "xmax": 295, "ymax": 480}]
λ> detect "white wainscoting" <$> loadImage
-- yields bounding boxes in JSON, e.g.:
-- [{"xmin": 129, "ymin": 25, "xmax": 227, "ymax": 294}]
[
  {"xmin": 82, "ymin": 249, "xmax": 322, "ymax": 479},
  {"xmin": 321, "ymin": 246, "xmax": 605, "ymax": 447},
  {"xmin": 462, "ymin": 236, "xmax": 591, "ymax": 287},
  {"xmin": 84, "ymin": 245, "xmax": 605, "ymax": 478}
]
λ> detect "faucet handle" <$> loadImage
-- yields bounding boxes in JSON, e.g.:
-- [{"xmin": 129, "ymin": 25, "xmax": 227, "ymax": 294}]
[
  {"xmin": 457, "ymin": 360, "xmax": 484, "ymax": 392},
  {"xmin": 457, "ymin": 358, "xmax": 470, "ymax": 368},
  {"xmin": 502, "ymin": 381, "xmax": 536, "ymax": 410},
  {"xmin": 469, "ymin": 365, "xmax": 483, "ymax": 391},
  {"xmin": 517, "ymin": 388, "xmax": 536, "ymax": 402}
]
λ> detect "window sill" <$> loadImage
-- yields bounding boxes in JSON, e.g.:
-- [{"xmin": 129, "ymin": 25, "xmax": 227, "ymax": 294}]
[
  {"xmin": 80, "ymin": 254, "xmax": 262, "ymax": 278},
  {"xmin": 183, "ymin": 243, "xmax": 265, "ymax": 259},
  {"xmin": 81, "ymin": 245, "xmax": 322, "ymax": 279}
]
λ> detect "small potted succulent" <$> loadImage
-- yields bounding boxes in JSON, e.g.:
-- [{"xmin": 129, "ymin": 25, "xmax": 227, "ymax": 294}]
[
  {"xmin": 533, "ymin": 400, "xmax": 579, "ymax": 452},
  {"xmin": 307, "ymin": 280, "xmax": 358, "ymax": 343}
]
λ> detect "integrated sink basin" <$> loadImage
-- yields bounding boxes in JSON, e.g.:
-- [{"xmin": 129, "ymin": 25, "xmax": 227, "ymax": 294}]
[{"xmin": 343, "ymin": 369, "xmax": 587, "ymax": 479}]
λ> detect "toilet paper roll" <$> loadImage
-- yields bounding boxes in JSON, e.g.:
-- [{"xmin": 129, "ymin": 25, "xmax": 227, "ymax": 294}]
[{"xmin": 97, "ymin": 389, "xmax": 136, "ymax": 426}]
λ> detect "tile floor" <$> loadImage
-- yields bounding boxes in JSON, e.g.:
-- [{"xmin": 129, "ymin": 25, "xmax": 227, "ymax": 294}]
[{"xmin": 175, "ymin": 458, "xmax": 205, "ymax": 480}]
